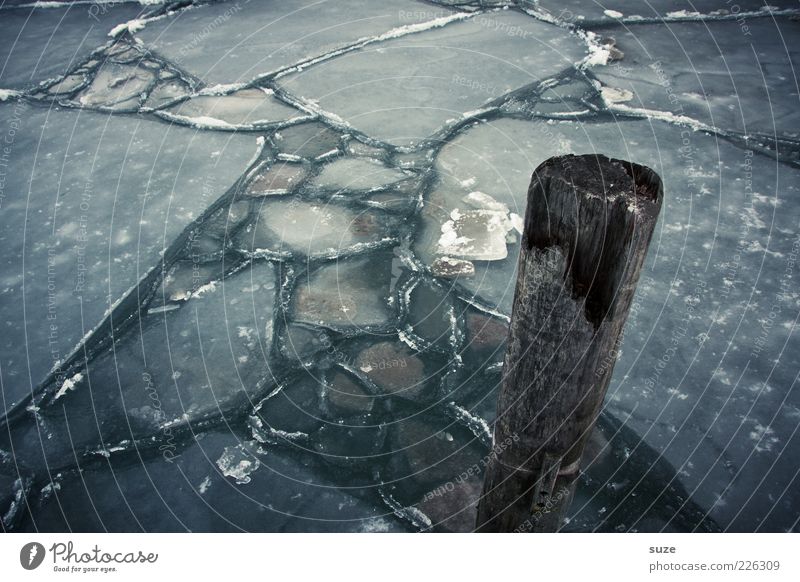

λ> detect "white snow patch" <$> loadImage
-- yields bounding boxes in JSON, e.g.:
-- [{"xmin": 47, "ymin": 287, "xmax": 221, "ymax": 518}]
[
  {"xmin": 198, "ymin": 476, "xmax": 211, "ymax": 494},
  {"xmin": 54, "ymin": 372, "xmax": 84, "ymax": 400},
  {"xmin": 169, "ymin": 114, "xmax": 236, "ymax": 129},
  {"xmin": 601, "ymin": 86, "xmax": 634, "ymax": 104},
  {"xmin": 0, "ymin": 89, "xmax": 22, "ymax": 101},
  {"xmin": 606, "ymin": 102, "xmax": 717, "ymax": 133},
  {"xmin": 666, "ymin": 10, "xmax": 701, "ymax": 18},
  {"xmin": 216, "ymin": 444, "xmax": 261, "ymax": 484},
  {"xmin": 749, "ymin": 423, "xmax": 779, "ymax": 453},
  {"xmin": 461, "ymin": 106, "xmax": 494, "ymax": 119},
  {"xmin": 190, "ymin": 280, "xmax": 218, "ymax": 297},
  {"xmin": 436, "ymin": 207, "xmax": 519, "ymax": 261},
  {"xmin": 109, "ymin": 18, "xmax": 146, "ymax": 37},
  {"xmin": 579, "ymin": 30, "xmax": 611, "ymax": 68},
  {"xmin": 197, "ymin": 83, "xmax": 247, "ymax": 96},
  {"xmin": 374, "ymin": 12, "xmax": 473, "ymax": 43}
]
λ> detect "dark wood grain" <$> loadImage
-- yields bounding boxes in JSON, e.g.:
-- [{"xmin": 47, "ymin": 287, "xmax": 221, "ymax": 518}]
[{"xmin": 475, "ymin": 154, "xmax": 663, "ymax": 532}]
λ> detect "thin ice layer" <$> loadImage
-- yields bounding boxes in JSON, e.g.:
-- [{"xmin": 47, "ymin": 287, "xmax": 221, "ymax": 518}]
[
  {"xmin": 591, "ymin": 19, "xmax": 800, "ymax": 134},
  {"xmin": 21, "ymin": 430, "xmax": 403, "ymax": 532},
  {"xmin": 417, "ymin": 114, "xmax": 800, "ymax": 531},
  {"xmin": 0, "ymin": 105, "xmax": 256, "ymax": 409},
  {"xmin": 163, "ymin": 89, "xmax": 304, "ymax": 128},
  {"xmin": 135, "ymin": 0, "xmax": 441, "ymax": 85},
  {"xmin": 0, "ymin": 3, "xmax": 150, "ymax": 89},
  {"xmin": 312, "ymin": 158, "xmax": 408, "ymax": 191},
  {"xmin": 279, "ymin": 11, "xmax": 586, "ymax": 145},
  {"xmin": 236, "ymin": 199, "xmax": 399, "ymax": 258},
  {"xmin": 6, "ymin": 262, "xmax": 278, "ymax": 471},
  {"xmin": 292, "ymin": 253, "xmax": 395, "ymax": 330}
]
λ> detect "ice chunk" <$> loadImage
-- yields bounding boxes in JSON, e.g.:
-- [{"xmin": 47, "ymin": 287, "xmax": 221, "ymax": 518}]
[
  {"xmin": 0, "ymin": 453, "xmax": 32, "ymax": 531},
  {"xmin": 163, "ymin": 88, "xmax": 303, "ymax": 128},
  {"xmin": 274, "ymin": 122, "xmax": 341, "ymax": 159},
  {"xmin": 0, "ymin": 89, "xmax": 22, "ymax": 101},
  {"xmin": 53, "ymin": 372, "xmax": 83, "ymax": 401},
  {"xmin": 430, "ymin": 256, "xmax": 475, "ymax": 278},
  {"xmin": 463, "ymin": 191, "xmax": 509, "ymax": 213},
  {"xmin": 312, "ymin": 157, "xmax": 408, "ymax": 191},
  {"xmin": 292, "ymin": 254, "xmax": 395, "ymax": 330},
  {"xmin": 46, "ymin": 73, "xmax": 87, "ymax": 95},
  {"xmin": 143, "ymin": 78, "xmax": 192, "ymax": 109},
  {"xmin": 325, "ymin": 371, "xmax": 375, "ymax": 415},
  {"xmin": 236, "ymin": 199, "xmax": 398, "ymax": 258},
  {"xmin": 346, "ymin": 140, "xmax": 386, "ymax": 159},
  {"xmin": 387, "ymin": 416, "xmax": 481, "ymax": 490},
  {"xmin": 312, "ymin": 419, "xmax": 385, "ymax": 468},
  {"xmin": 245, "ymin": 163, "xmax": 308, "ymax": 196},
  {"xmin": 76, "ymin": 62, "xmax": 156, "ymax": 110},
  {"xmin": 121, "ymin": 261, "xmax": 278, "ymax": 425},
  {"xmin": 436, "ymin": 209, "xmax": 515, "ymax": 261},
  {"xmin": 277, "ymin": 323, "xmax": 329, "ymax": 363},
  {"xmin": 460, "ymin": 311, "xmax": 508, "ymax": 370},
  {"xmin": 406, "ymin": 280, "xmax": 455, "ymax": 350},
  {"xmin": 600, "ymin": 86, "xmax": 634, "ymax": 104},
  {"xmin": 354, "ymin": 341, "xmax": 429, "ymax": 402},
  {"xmin": 217, "ymin": 442, "xmax": 261, "ymax": 484},
  {"xmin": 252, "ymin": 376, "xmax": 323, "ymax": 437},
  {"xmin": 414, "ymin": 472, "xmax": 482, "ymax": 532}
]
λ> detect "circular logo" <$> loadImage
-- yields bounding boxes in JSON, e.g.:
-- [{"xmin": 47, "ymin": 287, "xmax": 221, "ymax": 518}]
[{"xmin": 20, "ymin": 542, "xmax": 46, "ymax": 570}]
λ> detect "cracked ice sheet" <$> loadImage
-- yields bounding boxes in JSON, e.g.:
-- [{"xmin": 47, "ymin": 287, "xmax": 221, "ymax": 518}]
[
  {"xmin": 279, "ymin": 10, "xmax": 587, "ymax": 147},
  {"xmin": 4, "ymin": 262, "xmax": 279, "ymax": 475},
  {"xmin": 533, "ymin": 0, "xmax": 797, "ymax": 23},
  {"xmin": 0, "ymin": 3, "xmax": 151, "ymax": 89},
  {"xmin": 134, "ymin": 0, "xmax": 443, "ymax": 86},
  {"xmin": 422, "ymin": 114, "xmax": 800, "ymax": 531},
  {"xmin": 591, "ymin": 18, "xmax": 800, "ymax": 135},
  {"xmin": 0, "ymin": 104, "xmax": 256, "ymax": 409},
  {"xmin": 162, "ymin": 88, "xmax": 304, "ymax": 129},
  {"xmin": 22, "ymin": 430, "xmax": 405, "ymax": 532}
]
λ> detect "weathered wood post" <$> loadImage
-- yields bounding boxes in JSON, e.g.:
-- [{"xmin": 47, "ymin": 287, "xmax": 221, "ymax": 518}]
[{"xmin": 475, "ymin": 154, "xmax": 663, "ymax": 532}]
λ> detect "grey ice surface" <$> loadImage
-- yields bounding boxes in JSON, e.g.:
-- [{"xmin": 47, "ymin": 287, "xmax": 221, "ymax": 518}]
[
  {"xmin": 590, "ymin": 18, "xmax": 800, "ymax": 134},
  {"xmin": 1, "ymin": 0, "xmax": 799, "ymax": 533},
  {"xmin": 534, "ymin": 0, "xmax": 798, "ymax": 24},
  {"xmin": 278, "ymin": 10, "xmax": 587, "ymax": 146},
  {"xmin": 135, "ymin": 0, "xmax": 440, "ymax": 86},
  {"xmin": 0, "ymin": 2, "xmax": 150, "ymax": 89},
  {"xmin": 0, "ymin": 104, "xmax": 256, "ymax": 410}
]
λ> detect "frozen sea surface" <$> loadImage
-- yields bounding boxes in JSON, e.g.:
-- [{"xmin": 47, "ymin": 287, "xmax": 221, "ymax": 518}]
[{"xmin": 1, "ymin": 0, "xmax": 799, "ymax": 533}]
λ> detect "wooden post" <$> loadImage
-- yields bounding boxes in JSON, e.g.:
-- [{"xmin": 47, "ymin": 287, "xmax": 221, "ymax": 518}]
[{"xmin": 475, "ymin": 154, "xmax": 663, "ymax": 532}]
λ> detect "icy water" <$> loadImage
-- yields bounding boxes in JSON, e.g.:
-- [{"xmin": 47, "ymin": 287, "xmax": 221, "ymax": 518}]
[{"xmin": 0, "ymin": 0, "xmax": 799, "ymax": 532}]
